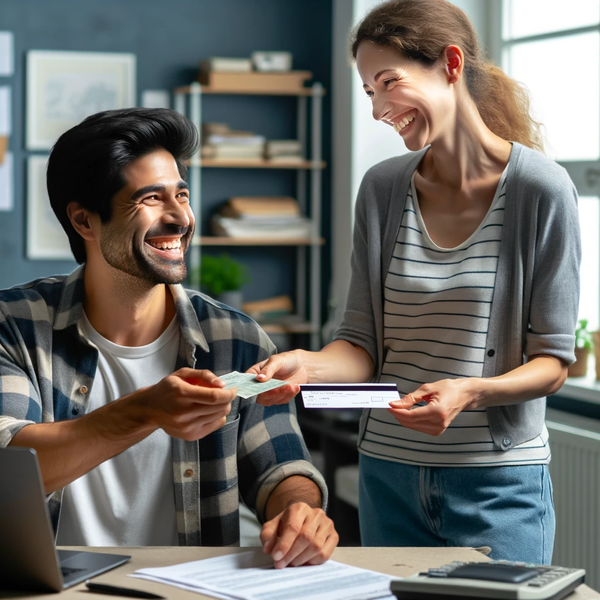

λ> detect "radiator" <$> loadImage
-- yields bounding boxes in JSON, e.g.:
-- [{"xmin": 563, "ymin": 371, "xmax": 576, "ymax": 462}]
[{"xmin": 546, "ymin": 408, "xmax": 600, "ymax": 591}]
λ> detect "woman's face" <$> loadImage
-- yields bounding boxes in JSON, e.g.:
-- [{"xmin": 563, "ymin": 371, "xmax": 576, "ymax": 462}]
[{"xmin": 356, "ymin": 41, "xmax": 456, "ymax": 151}]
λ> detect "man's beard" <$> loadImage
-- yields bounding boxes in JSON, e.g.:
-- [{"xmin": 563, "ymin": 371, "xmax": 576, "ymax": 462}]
[{"xmin": 99, "ymin": 224, "xmax": 193, "ymax": 285}]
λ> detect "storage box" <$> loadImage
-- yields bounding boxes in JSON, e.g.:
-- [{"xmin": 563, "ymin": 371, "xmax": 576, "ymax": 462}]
[{"xmin": 198, "ymin": 70, "xmax": 312, "ymax": 92}]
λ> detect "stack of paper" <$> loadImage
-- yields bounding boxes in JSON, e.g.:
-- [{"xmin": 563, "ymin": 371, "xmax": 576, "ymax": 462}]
[{"xmin": 131, "ymin": 550, "xmax": 396, "ymax": 600}]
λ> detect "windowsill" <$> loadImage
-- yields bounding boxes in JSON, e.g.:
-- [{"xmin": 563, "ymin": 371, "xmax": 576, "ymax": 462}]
[{"xmin": 557, "ymin": 372, "xmax": 600, "ymax": 404}]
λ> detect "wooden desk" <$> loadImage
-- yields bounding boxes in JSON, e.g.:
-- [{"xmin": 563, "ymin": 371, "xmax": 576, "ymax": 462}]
[{"xmin": 1, "ymin": 547, "xmax": 597, "ymax": 599}]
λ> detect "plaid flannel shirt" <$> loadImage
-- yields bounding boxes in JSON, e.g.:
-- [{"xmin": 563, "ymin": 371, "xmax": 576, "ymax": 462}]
[{"xmin": 0, "ymin": 266, "xmax": 326, "ymax": 546}]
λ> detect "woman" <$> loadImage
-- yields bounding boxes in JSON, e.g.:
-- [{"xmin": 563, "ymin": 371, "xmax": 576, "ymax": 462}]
[{"xmin": 249, "ymin": 0, "xmax": 581, "ymax": 564}]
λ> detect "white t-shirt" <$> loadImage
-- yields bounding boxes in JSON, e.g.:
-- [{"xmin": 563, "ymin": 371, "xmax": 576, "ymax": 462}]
[{"xmin": 56, "ymin": 313, "xmax": 180, "ymax": 546}]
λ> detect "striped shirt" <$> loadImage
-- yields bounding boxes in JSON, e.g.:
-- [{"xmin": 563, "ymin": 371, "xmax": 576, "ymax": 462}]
[
  {"xmin": 0, "ymin": 266, "xmax": 326, "ymax": 545},
  {"xmin": 359, "ymin": 172, "xmax": 550, "ymax": 466}
]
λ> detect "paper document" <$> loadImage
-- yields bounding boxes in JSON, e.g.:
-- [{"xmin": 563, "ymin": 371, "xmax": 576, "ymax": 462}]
[
  {"xmin": 300, "ymin": 383, "xmax": 400, "ymax": 408},
  {"xmin": 131, "ymin": 550, "xmax": 396, "ymax": 600},
  {"xmin": 219, "ymin": 371, "xmax": 287, "ymax": 399}
]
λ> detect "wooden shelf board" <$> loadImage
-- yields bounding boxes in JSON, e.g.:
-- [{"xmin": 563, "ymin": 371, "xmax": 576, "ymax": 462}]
[
  {"xmin": 174, "ymin": 85, "xmax": 324, "ymax": 97},
  {"xmin": 185, "ymin": 158, "xmax": 325, "ymax": 169},
  {"xmin": 193, "ymin": 237, "xmax": 324, "ymax": 246}
]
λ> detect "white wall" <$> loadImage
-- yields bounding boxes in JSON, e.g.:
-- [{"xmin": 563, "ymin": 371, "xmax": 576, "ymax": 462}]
[{"xmin": 327, "ymin": 0, "xmax": 492, "ymax": 336}]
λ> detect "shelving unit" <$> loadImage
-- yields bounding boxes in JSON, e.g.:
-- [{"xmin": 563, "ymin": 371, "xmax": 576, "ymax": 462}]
[{"xmin": 173, "ymin": 80, "xmax": 325, "ymax": 350}]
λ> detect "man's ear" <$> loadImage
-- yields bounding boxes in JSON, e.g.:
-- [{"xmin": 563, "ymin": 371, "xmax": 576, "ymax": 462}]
[
  {"xmin": 66, "ymin": 202, "xmax": 97, "ymax": 242},
  {"xmin": 444, "ymin": 45, "xmax": 464, "ymax": 84}
]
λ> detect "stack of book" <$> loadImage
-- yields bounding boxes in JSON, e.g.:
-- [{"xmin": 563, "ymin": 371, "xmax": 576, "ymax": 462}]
[
  {"xmin": 202, "ymin": 123, "xmax": 265, "ymax": 161},
  {"xmin": 211, "ymin": 196, "xmax": 314, "ymax": 239},
  {"xmin": 241, "ymin": 295, "xmax": 294, "ymax": 322},
  {"xmin": 265, "ymin": 140, "xmax": 304, "ymax": 163}
]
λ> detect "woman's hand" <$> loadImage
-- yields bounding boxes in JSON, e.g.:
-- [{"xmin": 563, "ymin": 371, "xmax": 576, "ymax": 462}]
[
  {"xmin": 246, "ymin": 350, "xmax": 310, "ymax": 406},
  {"xmin": 387, "ymin": 378, "xmax": 475, "ymax": 436}
]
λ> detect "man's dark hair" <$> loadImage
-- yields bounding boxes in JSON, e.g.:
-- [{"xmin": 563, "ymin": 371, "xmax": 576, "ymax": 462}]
[{"xmin": 47, "ymin": 107, "xmax": 200, "ymax": 264}]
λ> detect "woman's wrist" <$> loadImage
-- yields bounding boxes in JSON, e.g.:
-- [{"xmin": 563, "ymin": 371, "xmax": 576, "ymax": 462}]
[{"xmin": 460, "ymin": 376, "xmax": 493, "ymax": 409}]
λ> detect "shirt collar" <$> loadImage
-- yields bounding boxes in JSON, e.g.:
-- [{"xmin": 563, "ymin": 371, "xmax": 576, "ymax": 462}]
[{"xmin": 53, "ymin": 265, "xmax": 210, "ymax": 354}]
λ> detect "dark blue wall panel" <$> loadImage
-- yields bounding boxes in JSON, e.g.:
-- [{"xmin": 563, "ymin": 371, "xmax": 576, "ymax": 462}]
[{"xmin": 0, "ymin": 0, "xmax": 332, "ymax": 305}]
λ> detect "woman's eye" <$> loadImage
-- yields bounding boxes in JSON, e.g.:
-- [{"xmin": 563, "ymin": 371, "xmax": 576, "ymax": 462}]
[
  {"xmin": 383, "ymin": 78, "xmax": 397, "ymax": 88},
  {"xmin": 365, "ymin": 90, "xmax": 374, "ymax": 97}
]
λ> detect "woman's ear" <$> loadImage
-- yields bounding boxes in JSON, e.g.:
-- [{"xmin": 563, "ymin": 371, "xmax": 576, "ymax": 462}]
[
  {"xmin": 66, "ymin": 202, "xmax": 97, "ymax": 242},
  {"xmin": 444, "ymin": 45, "xmax": 464, "ymax": 84}
]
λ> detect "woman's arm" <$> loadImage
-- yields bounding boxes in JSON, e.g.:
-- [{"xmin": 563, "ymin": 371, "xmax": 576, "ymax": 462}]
[
  {"xmin": 247, "ymin": 340, "xmax": 375, "ymax": 405},
  {"xmin": 387, "ymin": 355, "xmax": 566, "ymax": 436}
]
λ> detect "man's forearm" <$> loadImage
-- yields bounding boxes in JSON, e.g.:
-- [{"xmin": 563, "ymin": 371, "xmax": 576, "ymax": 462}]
[
  {"xmin": 265, "ymin": 475, "xmax": 323, "ymax": 521},
  {"xmin": 9, "ymin": 390, "xmax": 156, "ymax": 493}
]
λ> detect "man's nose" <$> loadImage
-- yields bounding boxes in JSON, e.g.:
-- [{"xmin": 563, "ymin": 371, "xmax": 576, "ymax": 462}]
[{"xmin": 163, "ymin": 198, "xmax": 192, "ymax": 228}]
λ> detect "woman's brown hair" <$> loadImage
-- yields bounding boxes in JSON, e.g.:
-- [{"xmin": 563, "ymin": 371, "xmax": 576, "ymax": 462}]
[{"xmin": 351, "ymin": 0, "xmax": 544, "ymax": 152}]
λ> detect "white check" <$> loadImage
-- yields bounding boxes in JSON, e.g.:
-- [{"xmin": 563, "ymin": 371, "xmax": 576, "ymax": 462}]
[{"xmin": 300, "ymin": 383, "xmax": 400, "ymax": 408}]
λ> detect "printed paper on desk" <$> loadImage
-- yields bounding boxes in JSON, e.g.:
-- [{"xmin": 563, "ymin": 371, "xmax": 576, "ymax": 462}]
[{"xmin": 300, "ymin": 383, "xmax": 400, "ymax": 409}]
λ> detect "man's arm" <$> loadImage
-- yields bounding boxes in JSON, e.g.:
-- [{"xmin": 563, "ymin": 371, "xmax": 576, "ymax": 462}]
[
  {"xmin": 9, "ymin": 369, "xmax": 235, "ymax": 493},
  {"xmin": 260, "ymin": 476, "xmax": 339, "ymax": 569}
]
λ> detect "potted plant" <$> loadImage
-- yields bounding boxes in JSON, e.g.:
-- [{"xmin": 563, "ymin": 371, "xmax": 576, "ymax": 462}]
[
  {"xmin": 568, "ymin": 319, "xmax": 593, "ymax": 377},
  {"xmin": 199, "ymin": 253, "xmax": 249, "ymax": 310}
]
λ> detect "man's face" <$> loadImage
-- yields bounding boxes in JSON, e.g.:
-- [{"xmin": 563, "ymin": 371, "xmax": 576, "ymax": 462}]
[{"xmin": 98, "ymin": 150, "xmax": 195, "ymax": 285}]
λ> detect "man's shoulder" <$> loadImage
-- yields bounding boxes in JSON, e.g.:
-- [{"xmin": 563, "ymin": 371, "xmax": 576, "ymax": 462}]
[
  {"xmin": 178, "ymin": 286, "xmax": 274, "ymax": 350},
  {"xmin": 0, "ymin": 274, "xmax": 70, "ymax": 318}
]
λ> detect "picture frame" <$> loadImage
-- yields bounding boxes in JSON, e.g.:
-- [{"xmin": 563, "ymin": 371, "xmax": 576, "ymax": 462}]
[
  {"xmin": 26, "ymin": 50, "xmax": 136, "ymax": 150},
  {"xmin": 27, "ymin": 155, "xmax": 73, "ymax": 260}
]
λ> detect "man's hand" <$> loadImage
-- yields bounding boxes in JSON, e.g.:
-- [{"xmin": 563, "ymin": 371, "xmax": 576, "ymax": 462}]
[
  {"xmin": 260, "ymin": 502, "xmax": 339, "ymax": 568},
  {"xmin": 139, "ymin": 367, "xmax": 236, "ymax": 440}
]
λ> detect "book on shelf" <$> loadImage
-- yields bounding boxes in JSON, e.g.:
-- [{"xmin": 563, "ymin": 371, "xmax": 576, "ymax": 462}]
[
  {"xmin": 242, "ymin": 295, "xmax": 294, "ymax": 321},
  {"xmin": 223, "ymin": 196, "xmax": 301, "ymax": 218},
  {"xmin": 201, "ymin": 144, "xmax": 265, "ymax": 160},
  {"xmin": 200, "ymin": 57, "xmax": 252, "ymax": 73},
  {"xmin": 211, "ymin": 215, "xmax": 314, "ymax": 238}
]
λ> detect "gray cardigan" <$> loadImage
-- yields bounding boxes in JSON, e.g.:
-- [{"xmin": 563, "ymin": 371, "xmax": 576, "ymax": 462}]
[{"xmin": 335, "ymin": 142, "xmax": 581, "ymax": 451}]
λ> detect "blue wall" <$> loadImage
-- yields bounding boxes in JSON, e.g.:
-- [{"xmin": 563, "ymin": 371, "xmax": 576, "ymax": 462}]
[{"xmin": 0, "ymin": 0, "xmax": 332, "ymax": 305}]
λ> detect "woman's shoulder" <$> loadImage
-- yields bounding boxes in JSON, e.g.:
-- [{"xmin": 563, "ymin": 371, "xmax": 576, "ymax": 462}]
[
  {"xmin": 362, "ymin": 149, "xmax": 427, "ymax": 182},
  {"xmin": 358, "ymin": 150, "xmax": 427, "ymax": 203},
  {"xmin": 510, "ymin": 143, "xmax": 575, "ymax": 196}
]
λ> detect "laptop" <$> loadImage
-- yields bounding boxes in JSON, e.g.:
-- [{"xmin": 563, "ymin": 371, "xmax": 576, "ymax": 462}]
[{"xmin": 0, "ymin": 446, "xmax": 130, "ymax": 592}]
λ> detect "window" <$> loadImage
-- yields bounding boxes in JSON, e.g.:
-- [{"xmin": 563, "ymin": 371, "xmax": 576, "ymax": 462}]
[{"xmin": 501, "ymin": 0, "xmax": 600, "ymax": 329}]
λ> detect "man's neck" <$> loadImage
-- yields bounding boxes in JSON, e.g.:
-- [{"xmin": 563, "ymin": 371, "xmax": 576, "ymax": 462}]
[{"xmin": 82, "ymin": 265, "xmax": 176, "ymax": 347}]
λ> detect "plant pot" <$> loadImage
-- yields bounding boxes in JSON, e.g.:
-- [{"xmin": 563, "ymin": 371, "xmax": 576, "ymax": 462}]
[
  {"xmin": 217, "ymin": 290, "xmax": 243, "ymax": 311},
  {"xmin": 568, "ymin": 347, "xmax": 589, "ymax": 378}
]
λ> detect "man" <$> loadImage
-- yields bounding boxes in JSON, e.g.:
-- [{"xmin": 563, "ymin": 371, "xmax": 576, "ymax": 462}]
[{"xmin": 0, "ymin": 108, "xmax": 338, "ymax": 568}]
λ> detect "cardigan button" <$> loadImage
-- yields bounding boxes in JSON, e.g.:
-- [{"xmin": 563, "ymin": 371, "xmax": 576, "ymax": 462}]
[
  {"xmin": 184, "ymin": 469, "xmax": 194, "ymax": 477},
  {"xmin": 502, "ymin": 437, "xmax": 512, "ymax": 447},
  {"xmin": 79, "ymin": 385, "xmax": 88, "ymax": 394},
  {"xmin": 487, "ymin": 349, "xmax": 495, "ymax": 357}
]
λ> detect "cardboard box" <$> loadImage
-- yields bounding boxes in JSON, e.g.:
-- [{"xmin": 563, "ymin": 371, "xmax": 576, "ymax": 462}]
[{"xmin": 198, "ymin": 70, "xmax": 312, "ymax": 92}]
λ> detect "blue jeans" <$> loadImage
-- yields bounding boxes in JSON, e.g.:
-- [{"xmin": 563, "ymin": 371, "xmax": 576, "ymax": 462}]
[{"xmin": 358, "ymin": 453, "xmax": 555, "ymax": 564}]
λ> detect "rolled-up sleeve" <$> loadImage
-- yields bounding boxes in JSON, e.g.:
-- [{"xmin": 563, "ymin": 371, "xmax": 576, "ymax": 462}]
[
  {"xmin": 0, "ymin": 346, "xmax": 40, "ymax": 447},
  {"xmin": 237, "ymin": 399, "xmax": 327, "ymax": 524},
  {"xmin": 525, "ymin": 173, "xmax": 581, "ymax": 365}
]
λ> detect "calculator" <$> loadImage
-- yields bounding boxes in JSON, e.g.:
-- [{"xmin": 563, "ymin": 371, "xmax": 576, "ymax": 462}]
[{"xmin": 390, "ymin": 560, "xmax": 586, "ymax": 600}]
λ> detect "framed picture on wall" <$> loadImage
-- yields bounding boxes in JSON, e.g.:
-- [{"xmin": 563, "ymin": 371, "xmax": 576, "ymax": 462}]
[
  {"xmin": 27, "ymin": 155, "xmax": 72, "ymax": 260},
  {"xmin": 26, "ymin": 50, "xmax": 136, "ymax": 150}
]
